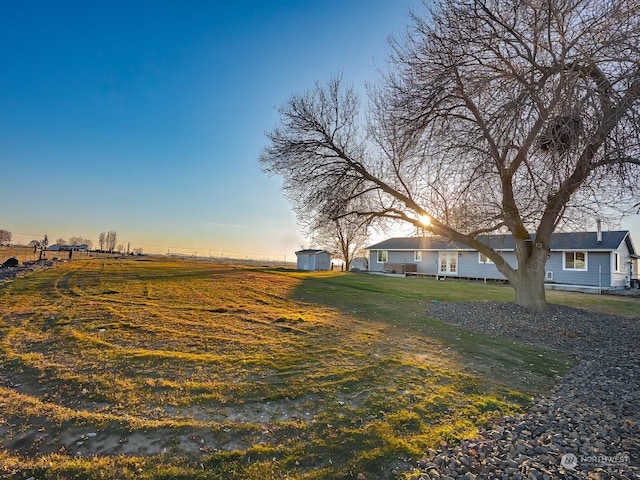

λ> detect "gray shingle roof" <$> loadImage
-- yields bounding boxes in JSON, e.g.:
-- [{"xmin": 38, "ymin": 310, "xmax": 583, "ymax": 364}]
[{"xmin": 366, "ymin": 231, "xmax": 633, "ymax": 253}]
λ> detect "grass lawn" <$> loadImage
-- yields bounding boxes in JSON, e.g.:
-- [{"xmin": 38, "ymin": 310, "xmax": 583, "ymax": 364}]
[{"xmin": 0, "ymin": 257, "xmax": 633, "ymax": 479}]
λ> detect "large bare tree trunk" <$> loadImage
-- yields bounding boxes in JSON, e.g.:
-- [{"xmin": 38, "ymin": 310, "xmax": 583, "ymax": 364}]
[
  {"xmin": 513, "ymin": 260, "xmax": 547, "ymax": 311},
  {"xmin": 501, "ymin": 241, "xmax": 549, "ymax": 311}
]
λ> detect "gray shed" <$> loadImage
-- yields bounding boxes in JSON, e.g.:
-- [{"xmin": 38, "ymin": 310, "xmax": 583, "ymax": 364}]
[{"xmin": 295, "ymin": 249, "xmax": 331, "ymax": 271}]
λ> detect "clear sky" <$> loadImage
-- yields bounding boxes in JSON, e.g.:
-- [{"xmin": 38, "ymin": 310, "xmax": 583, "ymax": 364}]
[
  {"xmin": 0, "ymin": 0, "xmax": 420, "ymax": 259},
  {"xmin": 1, "ymin": 1, "xmax": 638, "ymax": 258}
]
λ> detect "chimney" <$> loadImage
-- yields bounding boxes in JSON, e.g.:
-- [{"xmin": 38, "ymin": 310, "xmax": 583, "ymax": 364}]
[{"xmin": 596, "ymin": 219, "xmax": 602, "ymax": 242}]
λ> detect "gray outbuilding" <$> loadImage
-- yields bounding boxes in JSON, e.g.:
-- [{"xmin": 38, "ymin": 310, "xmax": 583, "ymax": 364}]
[{"xmin": 295, "ymin": 249, "xmax": 332, "ymax": 271}]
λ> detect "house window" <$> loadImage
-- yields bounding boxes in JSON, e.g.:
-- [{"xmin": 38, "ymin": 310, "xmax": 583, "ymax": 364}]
[
  {"xmin": 479, "ymin": 253, "xmax": 494, "ymax": 264},
  {"xmin": 414, "ymin": 251, "xmax": 422, "ymax": 262},
  {"xmin": 614, "ymin": 253, "xmax": 622, "ymax": 272},
  {"xmin": 564, "ymin": 251, "xmax": 587, "ymax": 271},
  {"xmin": 377, "ymin": 250, "xmax": 388, "ymax": 263}
]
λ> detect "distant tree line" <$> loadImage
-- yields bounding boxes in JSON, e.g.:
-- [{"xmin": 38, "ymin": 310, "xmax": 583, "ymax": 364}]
[
  {"xmin": 98, "ymin": 230, "xmax": 117, "ymax": 253},
  {"xmin": 55, "ymin": 236, "xmax": 94, "ymax": 250},
  {"xmin": 1, "ymin": 228, "xmax": 140, "ymax": 257}
]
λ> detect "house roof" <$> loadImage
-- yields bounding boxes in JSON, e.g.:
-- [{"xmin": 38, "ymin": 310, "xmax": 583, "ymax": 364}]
[
  {"xmin": 367, "ymin": 231, "xmax": 634, "ymax": 253},
  {"xmin": 295, "ymin": 249, "xmax": 331, "ymax": 256}
]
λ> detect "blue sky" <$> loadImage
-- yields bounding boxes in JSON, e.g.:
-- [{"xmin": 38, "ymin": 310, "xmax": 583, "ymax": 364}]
[
  {"xmin": 0, "ymin": 0, "xmax": 420, "ymax": 258},
  {"xmin": 1, "ymin": 1, "xmax": 638, "ymax": 258}
]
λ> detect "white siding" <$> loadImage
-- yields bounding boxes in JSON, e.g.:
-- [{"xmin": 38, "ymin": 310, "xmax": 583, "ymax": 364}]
[{"xmin": 612, "ymin": 243, "xmax": 632, "ymax": 288}]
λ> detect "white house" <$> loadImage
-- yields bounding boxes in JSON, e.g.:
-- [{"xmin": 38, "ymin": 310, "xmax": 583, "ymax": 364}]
[
  {"xmin": 366, "ymin": 230, "xmax": 637, "ymax": 292},
  {"xmin": 295, "ymin": 249, "xmax": 332, "ymax": 271}
]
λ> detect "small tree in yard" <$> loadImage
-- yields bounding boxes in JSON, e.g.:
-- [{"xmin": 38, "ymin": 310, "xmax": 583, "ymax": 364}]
[
  {"xmin": 261, "ymin": 0, "xmax": 640, "ymax": 311},
  {"xmin": 311, "ymin": 217, "xmax": 370, "ymax": 271}
]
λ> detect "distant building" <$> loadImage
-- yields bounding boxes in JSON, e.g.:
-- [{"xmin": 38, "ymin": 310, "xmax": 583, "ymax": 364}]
[
  {"xmin": 295, "ymin": 249, "xmax": 331, "ymax": 271},
  {"xmin": 48, "ymin": 244, "xmax": 89, "ymax": 252}
]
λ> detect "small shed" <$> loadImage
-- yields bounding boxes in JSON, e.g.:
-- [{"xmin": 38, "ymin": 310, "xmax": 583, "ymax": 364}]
[{"xmin": 295, "ymin": 249, "xmax": 331, "ymax": 271}]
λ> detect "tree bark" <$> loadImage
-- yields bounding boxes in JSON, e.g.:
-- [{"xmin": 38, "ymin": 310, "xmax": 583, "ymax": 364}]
[
  {"xmin": 506, "ymin": 241, "xmax": 549, "ymax": 311},
  {"xmin": 513, "ymin": 262, "xmax": 547, "ymax": 311}
]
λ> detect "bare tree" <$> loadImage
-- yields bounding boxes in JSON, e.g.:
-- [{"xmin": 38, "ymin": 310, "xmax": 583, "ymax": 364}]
[
  {"xmin": 0, "ymin": 229, "xmax": 11, "ymax": 246},
  {"xmin": 37, "ymin": 235, "xmax": 49, "ymax": 260},
  {"xmin": 55, "ymin": 238, "xmax": 66, "ymax": 246},
  {"xmin": 68, "ymin": 236, "xmax": 93, "ymax": 249},
  {"xmin": 98, "ymin": 232, "xmax": 106, "ymax": 251},
  {"xmin": 106, "ymin": 231, "xmax": 117, "ymax": 253},
  {"xmin": 261, "ymin": 0, "xmax": 640, "ymax": 311},
  {"xmin": 312, "ymin": 217, "xmax": 370, "ymax": 270}
]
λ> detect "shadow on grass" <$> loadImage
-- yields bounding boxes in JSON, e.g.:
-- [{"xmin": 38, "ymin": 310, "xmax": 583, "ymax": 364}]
[{"xmin": 287, "ymin": 271, "xmax": 573, "ymax": 395}]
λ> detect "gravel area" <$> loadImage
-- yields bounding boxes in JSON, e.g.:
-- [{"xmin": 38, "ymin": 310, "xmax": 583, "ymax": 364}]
[
  {"xmin": 411, "ymin": 302, "xmax": 640, "ymax": 480},
  {"xmin": 0, "ymin": 259, "xmax": 58, "ymax": 285}
]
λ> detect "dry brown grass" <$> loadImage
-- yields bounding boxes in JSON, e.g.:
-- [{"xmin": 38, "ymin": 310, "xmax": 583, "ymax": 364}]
[{"xmin": 0, "ymin": 257, "xmax": 576, "ymax": 479}]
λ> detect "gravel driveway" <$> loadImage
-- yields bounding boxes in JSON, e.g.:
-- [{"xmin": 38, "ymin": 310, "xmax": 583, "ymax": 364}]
[{"xmin": 411, "ymin": 302, "xmax": 640, "ymax": 480}]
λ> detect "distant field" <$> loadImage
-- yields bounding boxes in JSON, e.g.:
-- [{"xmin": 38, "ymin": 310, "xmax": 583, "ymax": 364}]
[
  {"xmin": 1, "ymin": 257, "xmax": 631, "ymax": 479},
  {"xmin": 0, "ymin": 246, "xmax": 112, "ymax": 265}
]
